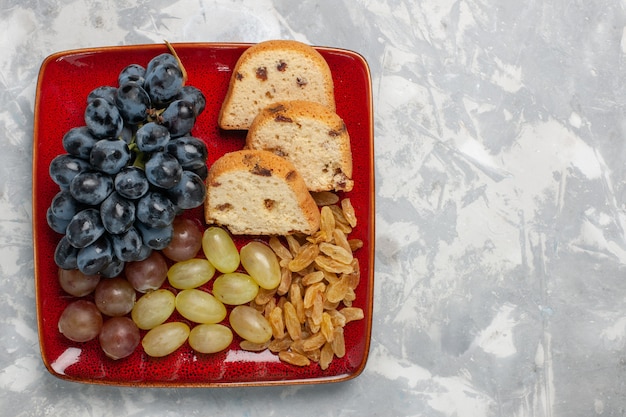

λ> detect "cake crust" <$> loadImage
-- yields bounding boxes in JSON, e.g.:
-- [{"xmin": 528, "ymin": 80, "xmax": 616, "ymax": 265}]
[
  {"xmin": 218, "ymin": 40, "xmax": 336, "ymax": 130},
  {"xmin": 246, "ymin": 100, "xmax": 353, "ymax": 192},
  {"xmin": 204, "ymin": 149, "xmax": 321, "ymax": 235}
]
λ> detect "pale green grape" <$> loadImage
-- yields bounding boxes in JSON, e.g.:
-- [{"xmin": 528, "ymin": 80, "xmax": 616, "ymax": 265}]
[
  {"xmin": 229, "ymin": 305, "xmax": 272, "ymax": 344},
  {"xmin": 202, "ymin": 227, "xmax": 240, "ymax": 273},
  {"xmin": 188, "ymin": 323, "xmax": 233, "ymax": 354},
  {"xmin": 167, "ymin": 258, "xmax": 215, "ymax": 289},
  {"xmin": 212, "ymin": 272, "xmax": 259, "ymax": 305},
  {"xmin": 142, "ymin": 322, "xmax": 190, "ymax": 357},
  {"xmin": 240, "ymin": 241, "xmax": 281, "ymax": 289},
  {"xmin": 175, "ymin": 289, "xmax": 227, "ymax": 324},
  {"xmin": 131, "ymin": 289, "xmax": 175, "ymax": 330}
]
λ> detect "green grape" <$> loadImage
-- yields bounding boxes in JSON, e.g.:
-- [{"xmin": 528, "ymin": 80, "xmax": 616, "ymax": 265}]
[
  {"xmin": 201, "ymin": 227, "xmax": 240, "ymax": 273},
  {"xmin": 188, "ymin": 323, "xmax": 233, "ymax": 354},
  {"xmin": 240, "ymin": 241, "xmax": 281, "ymax": 290},
  {"xmin": 131, "ymin": 289, "xmax": 176, "ymax": 330},
  {"xmin": 229, "ymin": 305, "xmax": 272, "ymax": 344},
  {"xmin": 142, "ymin": 322, "xmax": 190, "ymax": 357},
  {"xmin": 167, "ymin": 258, "xmax": 215, "ymax": 289},
  {"xmin": 175, "ymin": 289, "xmax": 227, "ymax": 324},
  {"xmin": 212, "ymin": 272, "xmax": 259, "ymax": 305}
]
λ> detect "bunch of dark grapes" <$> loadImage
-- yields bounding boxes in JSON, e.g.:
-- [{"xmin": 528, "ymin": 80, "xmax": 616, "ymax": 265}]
[{"xmin": 47, "ymin": 51, "xmax": 208, "ymax": 278}]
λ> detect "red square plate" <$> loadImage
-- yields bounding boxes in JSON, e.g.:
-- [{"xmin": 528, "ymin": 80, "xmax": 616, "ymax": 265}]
[{"xmin": 32, "ymin": 43, "xmax": 374, "ymax": 387}]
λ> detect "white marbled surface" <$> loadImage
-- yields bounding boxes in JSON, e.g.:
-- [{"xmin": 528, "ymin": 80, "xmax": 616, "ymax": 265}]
[{"xmin": 2, "ymin": 0, "xmax": 626, "ymax": 415}]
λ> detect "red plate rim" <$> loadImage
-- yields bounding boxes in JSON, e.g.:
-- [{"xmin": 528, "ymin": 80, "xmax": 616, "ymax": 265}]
[{"xmin": 32, "ymin": 42, "xmax": 375, "ymax": 387}]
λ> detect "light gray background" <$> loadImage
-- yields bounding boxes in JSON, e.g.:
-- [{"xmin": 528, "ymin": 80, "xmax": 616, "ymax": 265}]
[{"xmin": 2, "ymin": 0, "xmax": 626, "ymax": 416}]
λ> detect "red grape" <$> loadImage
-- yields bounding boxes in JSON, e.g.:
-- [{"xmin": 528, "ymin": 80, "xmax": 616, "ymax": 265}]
[
  {"xmin": 162, "ymin": 217, "xmax": 203, "ymax": 262},
  {"xmin": 125, "ymin": 250, "xmax": 168, "ymax": 293},
  {"xmin": 58, "ymin": 300, "xmax": 103, "ymax": 342},
  {"xmin": 58, "ymin": 268, "xmax": 101, "ymax": 297},
  {"xmin": 99, "ymin": 316, "xmax": 141, "ymax": 360},
  {"xmin": 94, "ymin": 277, "xmax": 136, "ymax": 317}
]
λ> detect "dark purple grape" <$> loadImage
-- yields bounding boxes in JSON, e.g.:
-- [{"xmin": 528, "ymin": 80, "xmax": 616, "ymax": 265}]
[
  {"xmin": 160, "ymin": 100, "xmax": 195, "ymax": 137},
  {"xmin": 168, "ymin": 171, "xmax": 205, "ymax": 210},
  {"xmin": 62, "ymin": 126, "xmax": 99, "ymax": 159},
  {"xmin": 145, "ymin": 151, "xmax": 182, "ymax": 189},
  {"xmin": 87, "ymin": 86, "xmax": 117, "ymax": 105},
  {"xmin": 54, "ymin": 236, "xmax": 79, "ymax": 269},
  {"xmin": 188, "ymin": 163, "xmax": 208, "ymax": 180},
  {"xmin": 99, "ymin": 257, "xmax": 125, "ymax": 278},
  {"xmin": 49, "ymin": 154, "xmax": 91, "ymax": 189},
  {"xmin": 111, "ymin": 226, "xmax": 143, "ymax": 262},
  {"xmin": 145, "ymin": 53, "xmax": 178, "ymax": 77},
  {"xmin": 89, "ymin": 139, "xmax": 131, "ymax": 175},
  {"xmin": 50, "ymin": 190, "xmax": 82, "ymax": 220},
  {"xmin": 135, "ymin": 122, "xmax": 170, "ymax": 152},
  {"xmin": 115, "ymin": 83, "xmax": 151, "ymax": 125},
  {"xmin": 136, "ymin": 221, "xmax": 174, "ymax": 250},
  {"xmin": 85, "ymin": 97, "xmax": 124, "ymax": 139},
  {"xmin": 166, "ymin": 136, "xmax": 207, "ymax": 170},
  {"xmin": 46, "ymin": 190, "xmax": 82, "ymax": 234},
  {"xmin": 136, "ymin": 191, "xmax": 176, "ymax": 228},
  {"xmin": 133, "ymin": 244, "xmax": 153, "ymax": 263},
  {"xmin": 47, "ymin": 207, "xmax": 70, "ymax": 234},
  {"xmin": 100, "ymin": 191, "xmax": 135, "ymax": 234},
  {"xmin": 114, "ymin": 166, "xmax": 149, "ymax": 200},
  {"xmin": 69, "ymin": 170, "xmax": 113, "ymax": 205},
  {"xmin": 120, "ymin": 124, "xmax": 135, "ymax": 145},
  {"xmin": 176, "ymin": 85, "xmax": 206, "ymax": 116},
  {"xmin": 66, "ymin": 208, "xmax": 105, "ymax": 248},
  {"xmin": 118, "ymin": 63, "xmax": 146, "ymax": 87},
  {"xmin": 76, "ymin": 236, "xmax": 114, "ymax": 275},
  {"xmin": 144, "ymin": 59, "xmax": 184, "ymax": 107}
]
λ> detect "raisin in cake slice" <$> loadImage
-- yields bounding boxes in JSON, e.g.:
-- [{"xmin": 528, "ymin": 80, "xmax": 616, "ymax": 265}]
[
  {"xmin": 218, "ymin": 40, "xmax": 336, "ymax": 130},
  {"xmin": 246, "ymin": 100, "xmax": 354, "ymax": 192},
  {"xmin": 204, "ymin": 149, "xmax": 321, "ymax": 235}
]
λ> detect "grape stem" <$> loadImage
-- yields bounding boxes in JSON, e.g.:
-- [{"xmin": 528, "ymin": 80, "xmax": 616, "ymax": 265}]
[
  {"xmin": 132, "ymin": 146, "xmax": 147, "ymax": 169},
  {"xmin": 146, "ymin": 107, "xmax": 166, "ymax": 124},
  {"xmin": 164, "ymin": 40, "xmax": 188, "ymax": 85}
]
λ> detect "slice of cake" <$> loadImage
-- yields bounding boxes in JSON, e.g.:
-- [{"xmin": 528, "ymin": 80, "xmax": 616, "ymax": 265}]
[
  {"xmin": 218, "ymin": 40, "xmax": 336, "ymax": 130},
  {"xmin": 204, "ymin": 149, "xmax": 321, "ymax": 235},
  {"xmin": 246, "ymin": 100, "xmax": 353, "ymax": 192}
]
